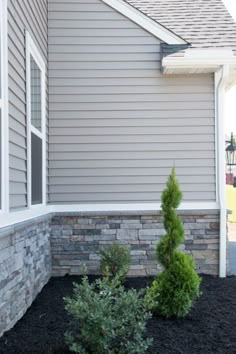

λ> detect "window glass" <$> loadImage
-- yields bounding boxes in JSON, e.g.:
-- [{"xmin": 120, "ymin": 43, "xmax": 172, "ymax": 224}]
[
  {"xmin": 30, "ymin": 55, "xmax": 41, "ymax": 131},
  {"xmin": 27, "ymin": 32, "xmax": 45, "ymax": 207},
  {"xmin": 31, "ymin": 132, "xmax": 42, "ymax": 205}
]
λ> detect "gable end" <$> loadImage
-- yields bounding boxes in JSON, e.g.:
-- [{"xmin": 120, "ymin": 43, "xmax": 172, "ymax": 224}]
[{"xmin": 101, "ymin": 0, "xmax": 188, "ymax": 45}]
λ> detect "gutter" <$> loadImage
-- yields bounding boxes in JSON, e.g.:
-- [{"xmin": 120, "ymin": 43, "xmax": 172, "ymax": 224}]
[
  {"xmin": 215, "ymin": 64, "xmax": 229, "ymax": 278},
  {"xmin": 162, "ymin": 48, "xmax": 236, "ymax": 76}
]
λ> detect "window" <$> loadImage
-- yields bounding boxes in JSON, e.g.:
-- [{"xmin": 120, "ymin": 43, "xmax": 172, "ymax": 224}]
[
  {"xmin": 0, "ymin": 0, "xmax": 8, "ymax": 213},
  {"xmin": 26, "ymin": 32, "xmax": 46, "ymax": 206}
]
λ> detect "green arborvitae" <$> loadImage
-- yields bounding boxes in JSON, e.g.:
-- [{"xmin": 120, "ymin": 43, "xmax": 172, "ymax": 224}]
[{"xmin": 145, "ymin": 167, "xmax": 201, "ymax": 318}]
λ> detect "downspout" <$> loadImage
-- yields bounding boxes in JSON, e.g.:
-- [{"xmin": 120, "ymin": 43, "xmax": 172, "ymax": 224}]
[{"xmin": 215, "ymin": 64, "xmax": 229, "ymax": 278}]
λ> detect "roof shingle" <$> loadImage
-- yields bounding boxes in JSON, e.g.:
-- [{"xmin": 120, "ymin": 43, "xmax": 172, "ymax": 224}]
[{"xmin": 124, "ymin": 0, "xmax": 236, "ymax": 51}]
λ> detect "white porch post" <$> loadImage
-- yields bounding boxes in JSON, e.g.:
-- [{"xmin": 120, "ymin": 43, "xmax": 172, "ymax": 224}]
[{"xmin": 215, "ymin": 64, "xmax": 229, "ymax": 278}]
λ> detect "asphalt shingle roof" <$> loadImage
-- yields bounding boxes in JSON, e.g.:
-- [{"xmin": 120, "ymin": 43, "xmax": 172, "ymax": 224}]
[{"xmin": 124, "ymin": 0, "xmax": 236, "ymax": 51}]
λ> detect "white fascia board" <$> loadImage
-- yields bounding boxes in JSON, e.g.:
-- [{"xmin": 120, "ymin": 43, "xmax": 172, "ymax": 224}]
[
  {"xmin": 162, "ymin": 49, "xmax": 236, "ymax": 73},
  {"xmin": 101, "ymin": 0, "xmax": 187, "ymax": 45},
  {"xmin": 0, "ymin": 202, "xmax": 219, "ymax": 229},
  {"xmin": 184, "ymin": 48, "xmax": 234, "ymax": 59},
  {"xmin": 163, "ymin": 57, "xmax": 236, "ymax": 68}
]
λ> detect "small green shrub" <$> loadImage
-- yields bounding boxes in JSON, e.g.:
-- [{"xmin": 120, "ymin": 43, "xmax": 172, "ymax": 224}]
[
  {"xmin": 145, "ymin": 167, "xmax": 201, "ymax": 318},
  {"xmin": 100, "ymin": 242, "xmax": 131, "ymax": 281},
  {"xmin": 64, "ymin": 274, "xmax": 152, "ymax": 354}
]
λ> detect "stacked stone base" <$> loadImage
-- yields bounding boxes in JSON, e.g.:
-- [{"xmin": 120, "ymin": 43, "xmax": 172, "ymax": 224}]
[
  {"xmin": 0, "ymin": 209, "xmax": 220, "ymax": 338},
  {"xmin": 50, "ymin": 210, "xmax": 220, "ymax": 277},
  {"xmin": 0, "ymin": 216, "xmax": 51, "ymax": 337}
]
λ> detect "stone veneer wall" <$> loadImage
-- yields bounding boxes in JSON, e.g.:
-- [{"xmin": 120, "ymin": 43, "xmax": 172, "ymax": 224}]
[
  {"xmin": 0, "ymin": 216, "xmax": 51, "ymax": 337},
  {"xmin": 50, "ymin": 210, "xmax": 220, "ymax": 277},
  {"xmin": 0, "ymin": 209, "xmax": 221, "ymax": 337}
]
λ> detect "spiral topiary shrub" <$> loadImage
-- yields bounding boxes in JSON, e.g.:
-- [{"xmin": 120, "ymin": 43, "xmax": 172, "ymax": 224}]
[{"xmin": 145, "ymin": 167, "xmax": 201, "ymax": 318}]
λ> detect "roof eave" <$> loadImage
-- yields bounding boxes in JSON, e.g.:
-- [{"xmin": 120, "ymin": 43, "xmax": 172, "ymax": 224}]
[{"xmin": 162, "ymin": 49, "xmax": 236, "ymax": 86}]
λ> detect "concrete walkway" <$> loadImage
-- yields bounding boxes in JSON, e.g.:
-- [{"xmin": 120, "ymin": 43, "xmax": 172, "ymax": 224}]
[{"xmin": 228, "ymin": 223, "xmax": 236, "ymax": 275}]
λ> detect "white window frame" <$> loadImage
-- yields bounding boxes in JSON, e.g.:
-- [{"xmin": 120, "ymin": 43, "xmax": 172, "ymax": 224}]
[
  {"xmin": 0, "ymin": 0, "xmax": 9, "ymax": 215},
  {"xmin": 26, "ymin": 31, "xmax": 46, "ymax": 208}
]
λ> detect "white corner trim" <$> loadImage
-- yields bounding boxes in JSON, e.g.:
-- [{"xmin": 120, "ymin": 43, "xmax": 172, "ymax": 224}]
[
  {"xmin": 101, "ymin": 0, "xmax": 187, "ymax": 45},
  {"xmin": 214, "ymin": 70, "xmax": 221, "ymax": 206},
  {"xmin": 0, "ymin": 0, "xmax": 9, "ymax": 214},
  {"xmin": 0, "ymin": 202, "xmax": 219, "ymax": 229},
  {"xmin": 26, "ymin": 32, "xmax": 31, "ymax": 208},
  {"xmin": 26, "ymin": 31, "xmax": 46, "ymax": 209},
  {"xmin": 215, "ymin": 65, "xmax": 229, "ymax": 278}
]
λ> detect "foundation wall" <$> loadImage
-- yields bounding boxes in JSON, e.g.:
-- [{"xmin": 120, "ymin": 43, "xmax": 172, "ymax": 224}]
[
  {"xmin": 50, "ymin": 210, "xmax": 220, "ymax": 277},
  {"xmin": 0, "ymin": 216, "xmax": 51, "ymax": 337},
  {"xmin": 0, "ymin": 209, "xmax": 220, "ymax": 337}
]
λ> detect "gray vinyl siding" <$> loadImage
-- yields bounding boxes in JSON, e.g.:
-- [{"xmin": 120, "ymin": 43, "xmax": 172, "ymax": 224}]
[
  {"xmin": 48, "ymin": 0, "xmax": 216, "ymax": 204},
  {"xmin": 8, "ymin": 0, "xmax": 48, "ymax": 210}
]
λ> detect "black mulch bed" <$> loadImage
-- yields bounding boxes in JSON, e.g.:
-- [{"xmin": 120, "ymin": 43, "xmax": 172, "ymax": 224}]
[{"xmin": 1, "ymin": 275, "xmax": 236, "ymax": 354}]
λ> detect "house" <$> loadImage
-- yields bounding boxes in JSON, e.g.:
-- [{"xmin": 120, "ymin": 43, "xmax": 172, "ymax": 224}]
[{"xmin": 1, "ymin": 0, "xmax": 236, "ymax": 336}]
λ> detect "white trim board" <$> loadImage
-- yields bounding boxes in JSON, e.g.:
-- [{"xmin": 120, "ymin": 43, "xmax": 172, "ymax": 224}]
[
  {"xmin": 52, "ymin": 202, "xmax": 219, "ymax": 213},
  {"xmin": 0, "ymin": 202, "xmax": 219, "ymax": 229},
  {"xmin": 101, "ymin": 0, "xmax": 187, "ymax": 45},
  {"xmin": 162, "ymin": 49, "xmax": 236, "ymax": 76},
  {"xmin": 0, "ymin": 0, "xmax": 9, "ymax": 214},
  {"xmin": 26, "ymin": 31, "xmax": 46, "ymax": 209},
  {"xmin": 215, "ymin": 65, "xmax": 229, "ymax": 278}
]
